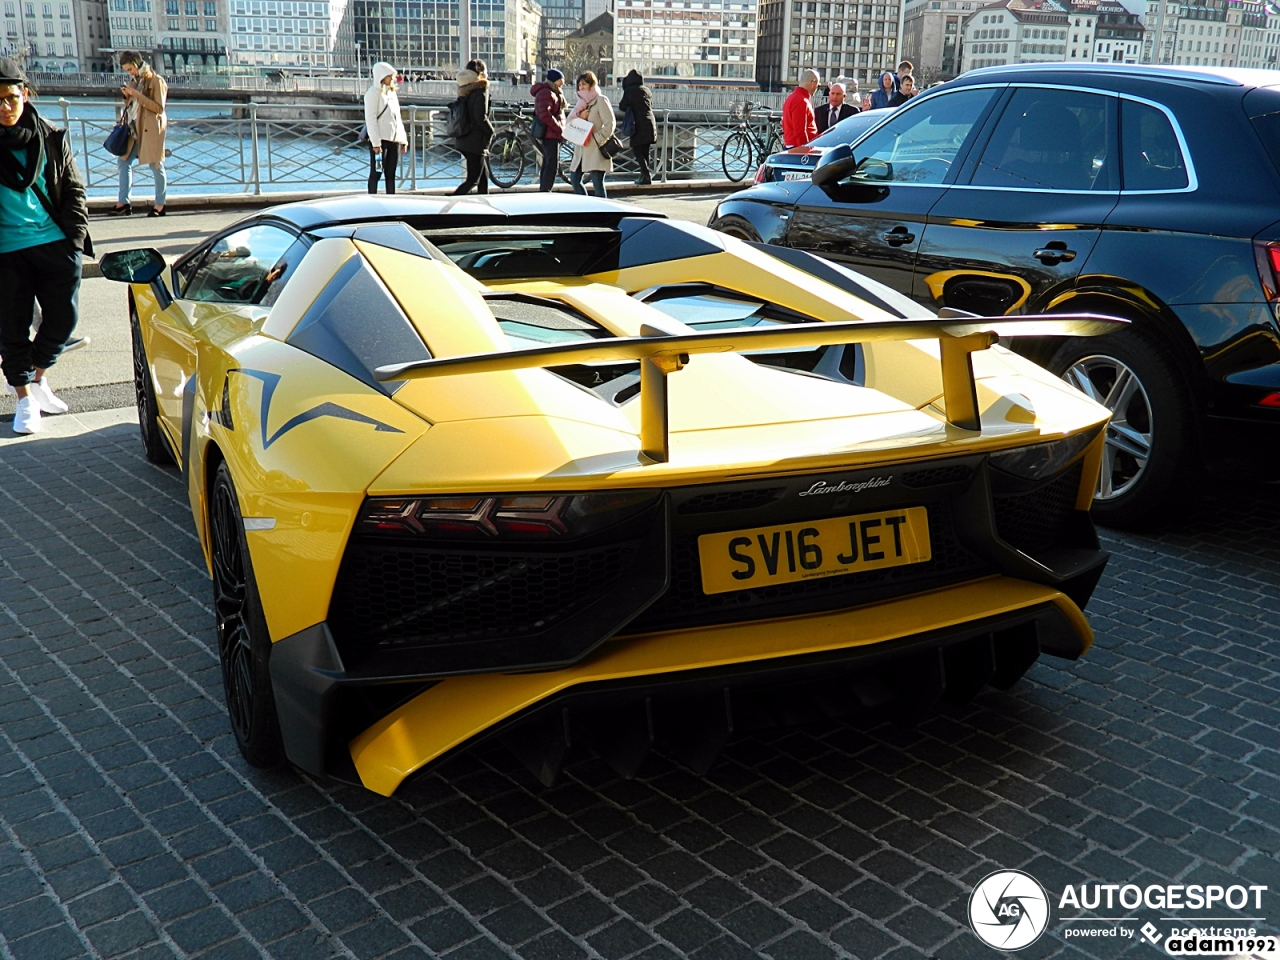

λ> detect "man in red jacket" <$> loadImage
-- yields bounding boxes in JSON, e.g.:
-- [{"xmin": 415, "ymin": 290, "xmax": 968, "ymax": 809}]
[{"xmin": 782, "ymin": 68, "xmax": 820, "ymax": 148}]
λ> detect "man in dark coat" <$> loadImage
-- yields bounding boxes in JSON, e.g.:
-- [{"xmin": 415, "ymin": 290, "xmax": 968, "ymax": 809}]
[
  {"xmin": 619, "ymin": 69, "xmax": 656, "ymax": 185},
  {"xmin": 452, "ymin": 59, "xmax": 495, "ymax": 195},
  {"xmin": 531, "ymin": 68, "xmax": 567, "ymax": 192},
  {"xmin": 0, "ymin": 57, "xmax": 90, "ymax": 434},
  {"xmin": 815, "ymin": 82, "xmax": 859, "ymax": 133}
]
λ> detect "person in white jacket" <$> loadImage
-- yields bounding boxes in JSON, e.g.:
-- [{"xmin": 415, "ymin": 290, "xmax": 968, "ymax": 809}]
[{"xmin": 364, "ymin": 62, "xmax": 407, "ymax": 194}]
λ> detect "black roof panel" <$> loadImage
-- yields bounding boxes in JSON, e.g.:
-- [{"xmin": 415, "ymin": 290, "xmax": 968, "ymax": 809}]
[{"xmin": 261, "ymin": 193, "xmax": 662, "ymax": 230}]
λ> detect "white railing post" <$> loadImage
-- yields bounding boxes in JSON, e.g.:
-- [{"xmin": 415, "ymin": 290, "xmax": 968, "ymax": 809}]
[
  {"xmin": 409, "ymin": 105, "xmax": 417, "ymax": 191},
  {"xmin": 661, "ymin": 109, "xmax": 670, "ymax": 184},
  {"xmin": 248, "ymin": 102, "xmax": 261, "ymax": 195}
]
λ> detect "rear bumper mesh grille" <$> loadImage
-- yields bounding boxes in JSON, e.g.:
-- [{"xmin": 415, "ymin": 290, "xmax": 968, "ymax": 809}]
[
  {"xmin": 993, "ymin": 464, "xmax": 1084, "ymax": 555},
  {"xmin": 330, "ymin": 542, "xmax": 637, "ymax": 650}
]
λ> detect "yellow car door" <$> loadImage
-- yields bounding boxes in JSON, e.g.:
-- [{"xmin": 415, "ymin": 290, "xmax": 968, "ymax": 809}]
[{"xmin": 155, "ymin": 223, "xmax": 301, "ymax": 456}]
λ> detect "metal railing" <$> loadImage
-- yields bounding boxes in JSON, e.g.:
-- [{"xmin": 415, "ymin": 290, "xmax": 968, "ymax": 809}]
[
  {"xmin": 55, "ymin": 98, "xmax": 781, "ymax": 197},
  {"xmin": 31, "ymin": 71, "xmax": 788, "ymax": 111}
]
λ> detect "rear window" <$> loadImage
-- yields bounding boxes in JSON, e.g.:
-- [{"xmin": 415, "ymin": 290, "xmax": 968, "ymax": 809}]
[
  {"xmin": 809, "ymin": 110, "xmax": 889, "ymax": 149},
  {"xmin": 1250, "ymin": 113, "xmax": 1280, "ymax": 181},
  {"xmin": 1121, "ymin": 100, "xmax": 1189, "ymax": 191},
  {"xmin": 426, "ymin": 228, "xmax": 618, "ymax": 279},
  {"xmin": 638, "ymin": 285, "xmax": 864, "ymax": 382}
]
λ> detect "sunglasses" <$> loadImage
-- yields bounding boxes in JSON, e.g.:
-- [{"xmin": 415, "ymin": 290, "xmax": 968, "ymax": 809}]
[{"xmin": 0, "ymin": 93, "xmax": 23, "ymax": 107}]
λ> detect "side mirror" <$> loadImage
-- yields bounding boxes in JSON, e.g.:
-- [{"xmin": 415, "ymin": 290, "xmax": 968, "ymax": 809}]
[
  {"xmin": 812, "ymin": 143, "xmax": 858, "ymax": 186},
  {"xmin": 98, "ymin": 248, "xmax": 167, "ymax": 284}
]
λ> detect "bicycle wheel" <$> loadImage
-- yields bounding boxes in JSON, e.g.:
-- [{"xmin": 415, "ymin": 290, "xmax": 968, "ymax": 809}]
[
  {"xmin": 722, "ymin": 131, "xmax": 754, "ymax": 182},
  {"xmin": 488, "ymin": 131, "xmax": 525, "ymax": 188}
]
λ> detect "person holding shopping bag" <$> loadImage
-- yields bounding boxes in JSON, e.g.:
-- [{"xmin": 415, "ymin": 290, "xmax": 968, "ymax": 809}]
[
  {"xmin": 365, "ymin": 62, "xmax": 408, "ymax": 194},
  {"xmin": 568, "ymin": 72, "xmax": 614, "ymax": 198},
  {"xmin": 109, "ymin": 51, "xmax": 167, "ymax": 217}
]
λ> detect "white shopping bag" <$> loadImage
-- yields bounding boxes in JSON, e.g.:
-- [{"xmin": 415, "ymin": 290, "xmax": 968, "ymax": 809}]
[{"xmin": 564, "ymin": 116, "xmax": 595, "ymax": 147}]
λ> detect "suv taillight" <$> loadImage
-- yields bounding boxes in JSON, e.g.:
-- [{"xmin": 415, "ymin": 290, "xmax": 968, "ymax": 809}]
[{"xmin": 1253, "ymin": 240, "xmax": 1280, "ymax": 303}]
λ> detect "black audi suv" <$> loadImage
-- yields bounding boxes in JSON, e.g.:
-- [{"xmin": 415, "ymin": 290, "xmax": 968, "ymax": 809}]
[{"xmin": 710, "ymin": 64, "xmax": 1280, "ymax": 526}]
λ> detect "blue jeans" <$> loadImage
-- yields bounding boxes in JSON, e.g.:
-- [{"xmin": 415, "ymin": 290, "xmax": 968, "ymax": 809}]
[
  {"xmin": 118, "ymin": 142, "xmax": 167, "ymax": 207},
  {"xmin": 570, "ymin": 168, "xmax": 606, "ymax": 198}
]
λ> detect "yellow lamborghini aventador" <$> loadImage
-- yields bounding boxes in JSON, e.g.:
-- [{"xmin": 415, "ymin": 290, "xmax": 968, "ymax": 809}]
[{"xmin": 99, "ymin": 194, "xmax": 1122, "ymax": 796}]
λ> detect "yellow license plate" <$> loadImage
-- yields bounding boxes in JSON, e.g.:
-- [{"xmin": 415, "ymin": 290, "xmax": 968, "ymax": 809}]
[{"xmin": 697, "ymin": 506, "xmax": 931, "ymax": 595}]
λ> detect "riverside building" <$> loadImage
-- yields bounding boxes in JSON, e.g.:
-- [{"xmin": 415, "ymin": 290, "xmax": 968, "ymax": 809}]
[
  {"xmin": 3, "ymin": 0, "xmax": 82, "ymax": 72},
  {"xmin": 756, "ymin": 0, "xmax": 900, "ymax": 91}
]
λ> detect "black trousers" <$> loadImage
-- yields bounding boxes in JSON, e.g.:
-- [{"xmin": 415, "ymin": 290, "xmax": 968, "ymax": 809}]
[
  {"xmin": 633, "ymin": 142, "xmax": 652, "ymax": 183},
  {"xmin": 539, "ymin": 138, "xmax": 560, "ymax": 192},
  {"xmin": 368, "ymin": 142, "xmax": 400, "ymax": 194},
  {"xmin": 454, "ymin": 151, "xmax": 490, "ymax": 195},
  {"xmin": 0, "ymin": 239, "xmax": 81, "ymax": 388}
]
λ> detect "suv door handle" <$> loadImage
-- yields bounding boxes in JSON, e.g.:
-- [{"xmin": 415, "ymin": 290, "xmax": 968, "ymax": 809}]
[
  {"xmin": 882, "ymin": 227, "xmax": 916, "ymax": 246},
  {"xmin": 1034, "ymin": 244, "xmax": 1077, "ymax": 265}
]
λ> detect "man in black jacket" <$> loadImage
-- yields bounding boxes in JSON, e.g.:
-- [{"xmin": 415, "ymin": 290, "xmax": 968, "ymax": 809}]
[
  {"xmin": 0, "ymin": 57, "xmax": 91, "ymax": 434},
  {"xmin": 815, "ymin": 82, "xmax": 859, "ymax": 134}
]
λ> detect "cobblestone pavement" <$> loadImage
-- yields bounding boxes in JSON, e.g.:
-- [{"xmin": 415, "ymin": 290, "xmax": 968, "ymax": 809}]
[{"xmin": 1, "ymin": 416, "xmax": 1278, "ymax": 960}]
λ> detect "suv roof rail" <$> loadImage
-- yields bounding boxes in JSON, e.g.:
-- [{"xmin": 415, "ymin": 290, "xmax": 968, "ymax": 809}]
[{"xmin": 957, "ymin": 62, "xmax": 1251, "ymax": 88}]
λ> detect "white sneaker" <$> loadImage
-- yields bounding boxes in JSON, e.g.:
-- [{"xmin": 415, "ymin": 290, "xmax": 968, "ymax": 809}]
[
  {"xmin": 28, "ymin": 378, "xmax": 68, "ymax": 415},
  {"xmin": 13, "ymin": 396, "xmax": 41, "ymax": 435}
]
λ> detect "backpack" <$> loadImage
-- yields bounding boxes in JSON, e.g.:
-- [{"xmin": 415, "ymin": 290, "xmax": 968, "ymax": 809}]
[{"xmin": 446, "ymin": 96, "xmax": 472, "ymax": 139}]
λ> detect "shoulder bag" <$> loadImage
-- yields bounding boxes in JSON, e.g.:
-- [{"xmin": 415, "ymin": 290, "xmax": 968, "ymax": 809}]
[{"xmin": 104, "ymin": 122, "xmax": 131, "ymax": 157}]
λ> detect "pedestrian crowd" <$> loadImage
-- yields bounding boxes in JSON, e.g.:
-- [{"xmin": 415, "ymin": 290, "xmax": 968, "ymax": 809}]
[{"xmin": 785, "ymin": 60, "xmax": 921, "ymax": 148}]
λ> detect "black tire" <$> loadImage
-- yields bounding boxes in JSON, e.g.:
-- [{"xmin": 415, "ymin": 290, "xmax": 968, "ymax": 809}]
[
  {"xmin": 722, "ymin": 131, "xmax": 754, "ymax": 182},
  {"xmin": 1047, "ymin": 323, "xmax": 1198, "ymax": 529},
  {"xmin": 709, "ymin": 216, "xmax": 762, "ymax": 243},
  {"xmin": 130, "ymin": 302, "xmax": 172, "ymax": 465},
  {"xmin": 210, "ymin": 461, "xmax": 284, "ymax": 768},
  {"xmin": 488, "ymin": 131, "xmax": 525, "ymax": 188}
]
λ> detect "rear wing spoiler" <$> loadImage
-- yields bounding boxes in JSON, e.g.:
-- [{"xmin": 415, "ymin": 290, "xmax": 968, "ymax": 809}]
[{"xmin": 374, "ymin": 313, "xmax": 1126, "ymax": 463}]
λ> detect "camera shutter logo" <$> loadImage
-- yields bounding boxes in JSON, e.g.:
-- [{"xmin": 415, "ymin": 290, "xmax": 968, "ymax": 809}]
[{"xmin": 968, "ymin": 870, "xmax": 1050, "ymax": 950}]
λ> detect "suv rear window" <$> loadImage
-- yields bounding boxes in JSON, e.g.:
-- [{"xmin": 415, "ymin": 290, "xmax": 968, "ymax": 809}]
[
  {"xmin": 1251, "ymin": 113, "xmax": 1280, "ymax": 180},
  {"xmin": 1121, "ymin": 100, "xmax": 1188, "ymax": 191}
]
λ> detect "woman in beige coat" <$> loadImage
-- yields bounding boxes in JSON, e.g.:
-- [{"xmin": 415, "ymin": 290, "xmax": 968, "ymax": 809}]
[
  {"xmin": 110, "ymin": 51, "xmax": 167, "ymax": 216},
  {"xmin": 568, "ymin": 71, "xmax": 615, "ymax": 198}
]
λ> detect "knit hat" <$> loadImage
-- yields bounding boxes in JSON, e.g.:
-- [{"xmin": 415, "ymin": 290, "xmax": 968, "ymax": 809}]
[
  {"xmin": 0, "ymin": 57, "xmax": 27, "ymax": 86},
  {"xmin": 545, "ymin": 68, "xmax": 564, "ymax": 83}
]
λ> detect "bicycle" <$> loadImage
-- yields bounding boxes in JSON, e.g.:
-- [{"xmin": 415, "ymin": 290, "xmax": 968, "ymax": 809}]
[
  {"xmin": 721, "ymin": 102, "xmax": 782, "ymax": 183},
  {"xmin": 488, "ymin": 103, "xmax": 573, "ymax": 189}
]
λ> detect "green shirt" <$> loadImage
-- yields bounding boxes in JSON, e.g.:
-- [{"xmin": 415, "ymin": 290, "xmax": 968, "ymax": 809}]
[{"xmin": 0, "ymin": 148, "xmax": 65, "ymax": 255}]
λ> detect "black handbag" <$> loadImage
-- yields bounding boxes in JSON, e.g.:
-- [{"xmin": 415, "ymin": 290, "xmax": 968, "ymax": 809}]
[
  {"xmin": 104, "ymin": 122, "xmax": 131, "ymax": 157},
  {"xmin": 596, "ymin": 132, "xmax": 625, "ymax": 159}
]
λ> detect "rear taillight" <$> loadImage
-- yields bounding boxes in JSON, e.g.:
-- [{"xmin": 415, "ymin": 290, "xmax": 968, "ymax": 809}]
[
  {"xmin": 1259, "ymin": 392, "xmax": 1280, "ymax": 409},
  {"xmin": 1253, "ymin": 240, "xmax": 1280, "ymax": 303},
  {"xmin": 358, "ymin": 491, "xmax": 660, "ymax": 540},
  {"xmin": 754, "ymin": 163, "xmax": 767, "ymax": 184}
]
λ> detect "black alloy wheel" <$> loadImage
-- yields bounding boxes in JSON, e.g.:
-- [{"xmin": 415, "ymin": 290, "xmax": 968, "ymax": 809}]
[
  {"xmin": 1049, "ymin": 323, "xmax": 1196, "ymax": 530},
  {"xmin": 130, "ymin": 303, "xmax": 172, "ymax": 465},
  {"xmin": 210, "ymin": 461, "xmax": 284, "ymax": 767}
]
